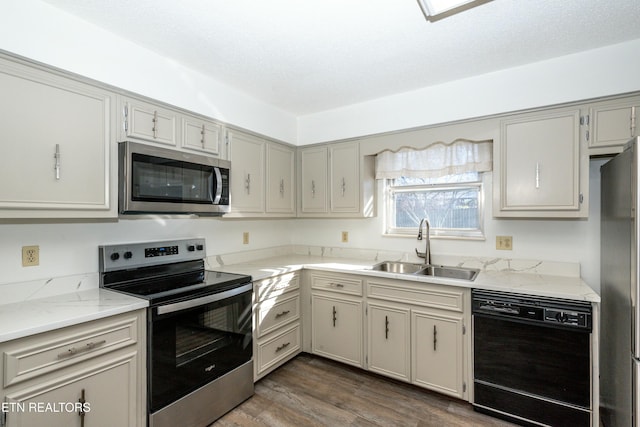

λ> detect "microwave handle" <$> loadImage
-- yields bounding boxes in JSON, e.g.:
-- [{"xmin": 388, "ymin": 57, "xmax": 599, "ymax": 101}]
[
  {"xmin": 155, "ymin": 283, "xmax": 252, "ymax": 316},
  {"xmin": 213, "ymin": 167, "xmax": 223, "ymax": 204}
]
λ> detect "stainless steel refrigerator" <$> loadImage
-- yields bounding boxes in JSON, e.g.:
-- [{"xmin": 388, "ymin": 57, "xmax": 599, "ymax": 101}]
[{"xmin": 601, "ymin": 136, "xmax": 640, "ymax": 426}]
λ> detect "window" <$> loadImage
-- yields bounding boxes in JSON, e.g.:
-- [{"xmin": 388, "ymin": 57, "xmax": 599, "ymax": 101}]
[{"xmin": 385, "ymin": 172, "xmax": 484, "ymax": 239}]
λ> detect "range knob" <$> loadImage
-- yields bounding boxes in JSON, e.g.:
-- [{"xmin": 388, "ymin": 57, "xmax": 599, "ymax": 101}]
[
  {"xmin": 555, "ymin": 312, "xmax": 568, "ymax": 323},
  {"xmin": 123, "ymin": 251, "xmax": 133, "ymax": 259},
  {"xmin": 196, "ymin": 244, "xmax": 204, "ymax": 251},
  {"xmin": 187, "ymin": 245, "xmax": 196, "ymax": 252},
  {"xmin": 110, "ymin": 252, "xmax": 120, "ymax": 261}
]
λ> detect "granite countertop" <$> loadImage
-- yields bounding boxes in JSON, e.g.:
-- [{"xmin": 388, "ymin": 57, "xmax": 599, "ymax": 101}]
[
  {"xmin": 0, "ymin": 288, "xmax": 148, "ymax": 344},
  {"xmin": 207, "ymin": 252, "xmax": 600, "ymax": 303}
]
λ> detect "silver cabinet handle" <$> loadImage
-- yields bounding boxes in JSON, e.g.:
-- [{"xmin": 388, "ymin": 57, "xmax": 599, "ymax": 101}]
[
  {"xmin": 341, "ymin": 177, "xmax": 346, "ymax": 196},
  {"xmin": 631, "ymin": 106, "xmax": 637, "ymax": 137},
  {"xmin": 535, "ymin": 162, "xmax": 540, "ymax": 189},
  {"xmin": 54, "ymin": 144, "xmax": 61, "ymax": 180},
  {"xmin": 275, "ymin": 342, "xmax": 290, "ymax": 353},
  {"xmin": 311, "ymin": 180, "xmax": 316, "ymax": 197},
  {"xmin": 200, "ymin": 124, "xmax": 206, "ymax": 147},
  {"xmin": 57, "ymin": 340, "xmax": 107, "ymax": 359},
  {"xmin": 78, "ymin": 388, "xmax": 87, "ymax": 427},
  {"xmin": 329, "ymin": 282, "xmax": 344, "ymax": 288},
  {"xmin": 280, "ymin": 178, "xmax": 285, "ymax": 196},
  {"xmin": 152, "ymin": 110, "xmax": 158, "ymax": 138},
  {"xmin": 245, "ymin": 173, "xmax": 251, "ymax": 194}
]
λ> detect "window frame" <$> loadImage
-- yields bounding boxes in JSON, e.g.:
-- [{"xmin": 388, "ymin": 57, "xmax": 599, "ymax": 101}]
[{"xmin": 383, "ymin": 173, "xmax": 486, "ymax": 240}]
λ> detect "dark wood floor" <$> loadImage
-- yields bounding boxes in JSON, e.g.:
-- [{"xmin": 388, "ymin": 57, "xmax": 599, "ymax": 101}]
[{"xmin": 212, "ymin": 354, "xmax": 517, "ymax": 426}]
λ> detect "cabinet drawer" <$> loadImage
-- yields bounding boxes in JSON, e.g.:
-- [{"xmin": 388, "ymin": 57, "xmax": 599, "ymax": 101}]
[
  {"xmin": 311, "ymin": 273, "xmax": 363, "ymax": 296},
  {"xmin": 256, "ymin": 324, "xmax": 300, "ymax": 376},
  {"xmin": 3, "ymin": 314, "xmax": 139, "ymax": 387},
  {"xmin": 255, "ymin": 272, "xmax": 299, "ymax": 301},
  {"xmin": 367, "ymin": 280, "xmax": 465, "ymax": 312},
  {"xmin": 256, "ymin": 293, "xmax": 300, "ymax": 337}
]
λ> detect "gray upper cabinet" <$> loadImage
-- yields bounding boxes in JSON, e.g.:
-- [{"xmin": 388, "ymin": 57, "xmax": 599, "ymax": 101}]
[
  {"xmin": 0, "ymin": 55, "xmax": 116, "ymax": 218},
  {"xmin": 494, "ymin": 107, "xmax": 588, "ymax": 218},
  {"xmin": 121, "ymin": 98, "xmax": 178, "ymax": 146},
  {"xmin": 227, "ymin": 128, "xmax": 296, "ymax": 217},
  {"xmin": 298, "ymin": 142, "xmax": 375, "ymax": 218},
  {"xmin": 182, "ymin": 116, "xmax": 223, "ymax": 157},
  {"xmin": 266, "ymin": 143, "xmax": 296, "ymax": 214},
  {"xmin": 587, "ymin": 96, "xmax": 640, "ymax": 155}
]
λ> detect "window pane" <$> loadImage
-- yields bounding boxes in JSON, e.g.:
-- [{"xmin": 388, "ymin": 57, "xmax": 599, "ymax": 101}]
[{"xmin": 393, "ymin": 187, "xmax": 479, "ymax": 229}]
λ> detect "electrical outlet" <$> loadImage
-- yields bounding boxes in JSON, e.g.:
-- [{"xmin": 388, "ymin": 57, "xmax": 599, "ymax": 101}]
[
  {"xmin": 22, "ymin": 245, "xmax": 40, "ymax": 267},
  {"xmin": 496, "ymin": 236, "xmax": 513, "ymax": 250},
  {"xmin": 243, "ymin": 232, "xmax": 249, "ymax": 245},
  {"xmin": 341, "ymin": 231, "xmax": 349, "ymax": 243}
]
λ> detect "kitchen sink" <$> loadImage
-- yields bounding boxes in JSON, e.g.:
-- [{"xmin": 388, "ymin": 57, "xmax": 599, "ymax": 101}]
[
  {"xmin": 414, "ymin": 265, "xmax": 479, "ymax": 281},
  {"xmin": 371, "ymin": 261, "xmax": 479, "ymax": 281},
  {"xmin": 370, "ymin": 261, "xmax": 424, "ymax": 274}
]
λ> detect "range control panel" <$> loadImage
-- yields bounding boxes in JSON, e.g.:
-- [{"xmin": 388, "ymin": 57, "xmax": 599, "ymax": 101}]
[{"xmin": 99, "ymin": 238, "xmax": 206, "ymax": 272}]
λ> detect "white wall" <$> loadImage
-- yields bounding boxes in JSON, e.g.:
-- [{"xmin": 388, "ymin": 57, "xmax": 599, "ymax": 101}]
[
  {"xmin": 0, "ymin": 218, "xmax": 296, "ymax": 286},
  {"xmin": 298, "ymin": 39, "xmax": 640, "ymax": 145},
  {"xmin": 0, "ymin": 0, "xmax": 297, "ymax": 144}
]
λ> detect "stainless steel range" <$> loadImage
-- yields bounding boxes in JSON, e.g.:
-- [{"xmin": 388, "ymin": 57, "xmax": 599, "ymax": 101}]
[{"xmin": 99, "ymin": 238, "xmax": 253, "ymax": 427}]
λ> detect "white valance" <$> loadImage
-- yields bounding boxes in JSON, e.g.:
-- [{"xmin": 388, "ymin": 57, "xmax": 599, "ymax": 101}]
[{"xmin": 374, "ymin": 138, "xmax": 493, "ymax": 180}]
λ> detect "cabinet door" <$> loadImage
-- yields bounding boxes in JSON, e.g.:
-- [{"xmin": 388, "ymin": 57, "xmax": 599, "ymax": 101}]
[
  {"xmin": 182, "ymin": 117, "xmax": 222, "ymax": 156},
  {"xmin": 589, "ymin": 98, "xmax": 639, "ymax": 150},
  {"xmin": 330, "ymin": 142, "xmax": 360, "ymax": 213},
  {"xmin": 124, "ymin": 99, "xmax": 177, "ymax": 146},
  {"xmin": 5, "ymin": 354, "xmax": 137, "ymax": 427},
  {"xmin": 311, "ymin": 294, "xmax": 362, "ymax": 367},
  {"xmin": 367, "ymin": 303, "xmax": 410, "ymax": 382},
  {"xmin": 266, "ymin": 143, "xmax": 295, "ymax": 214},
  {"xmin": 497, "ymin": 109, "xmax": 584, "ymax": 215},
  {"xmin": 300, "ymin": 147, "xmax": 328, "ymax": 214},
  {"xmin": 228, "ymin": 130, "xmax": 265, "ymax": 213},
  {"xmin": 0, "ymin": 62, "xmax": 113, "ymax": 215},
  {"xmin": 412, "ymin": 309, "xmax": 464, "ymax": 398}
]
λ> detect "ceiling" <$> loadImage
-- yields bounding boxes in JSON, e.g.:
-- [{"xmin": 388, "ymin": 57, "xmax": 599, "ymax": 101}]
[{"xmin": 42, "ymin": 0, "xmax": 640, "ymax": 116}]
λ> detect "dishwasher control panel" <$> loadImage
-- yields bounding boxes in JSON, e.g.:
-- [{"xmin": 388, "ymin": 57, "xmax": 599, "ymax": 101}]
[{"xmin": 472, "ymin": 289, "xmax": 592, "ymax": 331}]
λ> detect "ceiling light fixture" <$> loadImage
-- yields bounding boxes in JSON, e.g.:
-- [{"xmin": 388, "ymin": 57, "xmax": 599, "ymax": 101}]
[{"xmin": 417, "ymin": 0, "xmax": 492, "ymax": 21}]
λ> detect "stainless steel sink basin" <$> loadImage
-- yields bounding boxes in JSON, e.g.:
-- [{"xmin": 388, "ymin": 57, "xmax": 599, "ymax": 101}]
[
  {"xmin": 371, "ymin": 261, "xmax": 479, "ymax": 281},
  {"xmin": 415, "ymin": 265, "xmax": 479, "ymax": 281},
  {"xmin": 371, "ymin": 261, "xmax": 424, "ymax": 274}
]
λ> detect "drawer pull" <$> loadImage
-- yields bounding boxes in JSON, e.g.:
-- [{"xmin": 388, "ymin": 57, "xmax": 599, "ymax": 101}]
[
  {"xmin": 275, "ymin": 342, "xmax": 291, "ymax": 353},
  {"xmin": 57, "ymin": 340, "xmax": 107, "ymax": 359},
  {"xmin": 275, "ymin": 310, "xmax": 291, "ymax": 319},
  {"xmin": 332, "ymin": 306, "xmax": 337, "ymax": 327},
  {"xmin": 330, "ymin": 283, "xmax": 345, "ymax": 288},
  {"xmin": 385, "ymin": 315, "xmax": 390, "ymax": 340}
]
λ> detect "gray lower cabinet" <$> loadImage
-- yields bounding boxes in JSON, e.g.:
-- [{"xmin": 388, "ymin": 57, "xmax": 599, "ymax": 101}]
[
  {"xmin": 253, "ymin": 272, "xmax": 301, "ymax": 380},
  {"xmin": 0, "ymin": 310, "xmax": 146, "ymax": 427}
]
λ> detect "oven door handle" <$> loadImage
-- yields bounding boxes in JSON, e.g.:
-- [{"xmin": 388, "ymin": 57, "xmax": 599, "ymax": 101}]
[{"xmin": 155, "ymin": 283, "xmax": 253, "ymax": 315}]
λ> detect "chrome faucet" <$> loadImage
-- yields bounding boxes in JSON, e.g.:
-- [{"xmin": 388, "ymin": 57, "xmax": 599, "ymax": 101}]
[{"xmin": 415, "ymin": 218, "xmax": 431, "ymax": 265}]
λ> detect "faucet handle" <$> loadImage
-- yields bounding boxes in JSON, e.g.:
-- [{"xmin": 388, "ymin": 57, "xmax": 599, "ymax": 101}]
[{"xmin": 415, "ymin": 248, "xmax": 426, "ymax": 259}]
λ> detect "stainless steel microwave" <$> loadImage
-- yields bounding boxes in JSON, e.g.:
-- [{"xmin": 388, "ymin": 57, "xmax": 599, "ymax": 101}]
[{"xmin": 118, "ymin": 141, "xmax": 230, "ymax": 215}]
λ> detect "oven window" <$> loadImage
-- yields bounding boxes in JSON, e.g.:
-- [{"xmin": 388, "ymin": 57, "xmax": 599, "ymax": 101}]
[
  {"xmin": 150, "ymin": 290, "xmax": 252, "ymax": 412},
  {"xmin": 131, "ymin": 153, "xmax": 214, "ymax": 204}
]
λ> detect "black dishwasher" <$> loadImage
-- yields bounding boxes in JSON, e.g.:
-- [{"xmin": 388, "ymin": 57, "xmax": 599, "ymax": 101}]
[{"xmin": 472, "ymin": 289, "xmax": 592, "ymax": 426}]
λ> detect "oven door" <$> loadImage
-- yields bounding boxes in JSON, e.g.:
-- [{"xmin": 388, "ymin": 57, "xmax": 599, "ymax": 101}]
[{"xmin": 149, "ymin": 284, "xmax": 252, "ymax": 413}]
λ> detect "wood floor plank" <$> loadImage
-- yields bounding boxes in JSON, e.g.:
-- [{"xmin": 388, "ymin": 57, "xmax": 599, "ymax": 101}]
[{"xmin": 212, "ymin": 354, "xmax": 517, "ymax": 427}]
